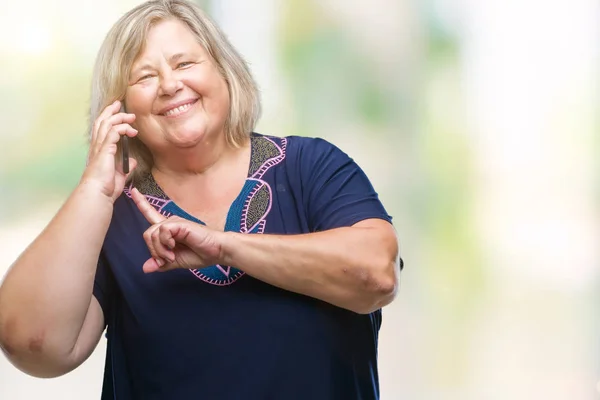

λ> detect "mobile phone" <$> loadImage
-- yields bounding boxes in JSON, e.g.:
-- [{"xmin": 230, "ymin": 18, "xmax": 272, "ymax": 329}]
[{"xmin": 120, "ymin": 104, "xmax": 130, "ymax": 174}]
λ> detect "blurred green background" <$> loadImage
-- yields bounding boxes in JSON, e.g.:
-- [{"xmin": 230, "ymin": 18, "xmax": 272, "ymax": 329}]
[{"xmin": 1, "ymin": 0, "xmax": 599, "ymax": 399}]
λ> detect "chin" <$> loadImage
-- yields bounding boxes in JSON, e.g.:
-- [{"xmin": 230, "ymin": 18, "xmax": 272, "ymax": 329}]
[
  {"xmin": 168, "ymin": 132, "xmax": 206, "ymax": 148},
  {"xmin": 159, "ymin": 112, "xmax": 225, "ymax": 147}
]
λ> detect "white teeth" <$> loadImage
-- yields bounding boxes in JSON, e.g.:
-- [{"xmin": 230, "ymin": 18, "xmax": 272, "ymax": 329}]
[{"xmin": 164, "ymin": 102, "xmax": 193, "ymax": 116}]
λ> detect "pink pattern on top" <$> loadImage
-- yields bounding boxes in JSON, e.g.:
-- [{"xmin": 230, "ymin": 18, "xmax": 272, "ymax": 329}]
[
  {"xmin": 124, "ymin": 186, "xmax": 173, "ymax": 218},
  {"xmin": 252, "ymin": 137, "xmax": 288, "ymax": 180},
  {"xmin": 123, "ymin": 135, "xmax": 288, "ymax": 286}
]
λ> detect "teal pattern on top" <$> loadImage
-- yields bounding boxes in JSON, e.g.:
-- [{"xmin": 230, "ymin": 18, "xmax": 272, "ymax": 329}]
[{"xmin": 124, "ymin": 134, "xmax": 288, "ymax": 286}]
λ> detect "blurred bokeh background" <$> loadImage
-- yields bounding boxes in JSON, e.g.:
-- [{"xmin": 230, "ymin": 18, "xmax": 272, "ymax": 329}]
[{"xmin": 1, "ymin": 0, "xmax": 599, "ymax": 398}]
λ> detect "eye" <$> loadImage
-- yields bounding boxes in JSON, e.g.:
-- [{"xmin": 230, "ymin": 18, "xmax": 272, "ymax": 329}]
[
  {"xmin": 176, "ymin": 62, "xmax": 194, "ymax": 69},
  {"xmin": 138, "ymin": 74, "xmax": 154, "ymax": 82}
]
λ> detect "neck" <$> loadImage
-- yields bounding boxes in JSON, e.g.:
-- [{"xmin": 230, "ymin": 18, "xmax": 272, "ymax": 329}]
[{"xmin": 151, "ymin": 135, "xmax": 248, "ymax": 183}]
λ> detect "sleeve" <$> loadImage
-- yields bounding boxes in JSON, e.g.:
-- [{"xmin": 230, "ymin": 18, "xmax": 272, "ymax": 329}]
[
  {"xmin": 298, "ymin": 137, "xmax": 393, "ymax": 232},
  {"xmin": 93, "ymin": 250, "xmax": 115, "ymax": 327}
]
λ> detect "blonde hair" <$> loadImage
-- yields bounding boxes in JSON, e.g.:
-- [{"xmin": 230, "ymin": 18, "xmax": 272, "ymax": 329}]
[{"xmin": 88, "ymin": 0, "xmax": 261, "ymax": 180}]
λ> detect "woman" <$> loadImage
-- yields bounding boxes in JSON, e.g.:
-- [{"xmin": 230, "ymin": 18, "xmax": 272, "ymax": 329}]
[{"xmin": 0, "ymin": 0, "xmax": 401, "ymax": 399}]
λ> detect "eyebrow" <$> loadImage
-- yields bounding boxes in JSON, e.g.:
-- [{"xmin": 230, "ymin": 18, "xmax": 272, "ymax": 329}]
[{"xmin": 131, "ymin": 53, "xmax": 189, "ymax": 74}]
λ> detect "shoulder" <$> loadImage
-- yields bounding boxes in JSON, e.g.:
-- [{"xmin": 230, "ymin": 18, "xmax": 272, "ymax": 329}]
[
  {"xmin": 254, "ymin": 133, "xmax": 348, "ymax": 165},
  {"xmin": 284, "ymin": 135, "xmax": 341, "ymax": 155}
]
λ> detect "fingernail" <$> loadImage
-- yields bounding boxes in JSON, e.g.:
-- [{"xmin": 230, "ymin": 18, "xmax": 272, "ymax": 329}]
[{"xmin": 155, "ymin": 258, "xmax": 164, "ymax": 267}]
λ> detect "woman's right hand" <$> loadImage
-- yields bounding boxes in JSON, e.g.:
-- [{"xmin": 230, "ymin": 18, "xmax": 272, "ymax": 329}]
[{"xmin": 81, "ymin": 100, "xmax": 138, "ymax": 202}]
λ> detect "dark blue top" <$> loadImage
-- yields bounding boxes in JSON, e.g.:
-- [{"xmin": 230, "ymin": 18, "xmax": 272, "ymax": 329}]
[{"xmin": 94, "ymin": 133, "xmax": 394, "ymax": 400}]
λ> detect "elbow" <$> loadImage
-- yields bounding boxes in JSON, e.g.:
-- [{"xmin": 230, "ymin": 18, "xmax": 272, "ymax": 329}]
[
  {"xmin": 0, "ymin": 318, "xmax": 71, "ymax": 379},
  {"xmin": 352, "ymin": 258, "xmax": 401, "ymax": 315},
  {"xmin": 347, "ymin": 219, "xmax": 401, "ymax": 314},
  {"xmin": 0, "ymin": 314, "xmax": 45, "ymax": 359},
  {"xmin": 0, "ymin": 338, "xmax": 72, "ymax": 379}
]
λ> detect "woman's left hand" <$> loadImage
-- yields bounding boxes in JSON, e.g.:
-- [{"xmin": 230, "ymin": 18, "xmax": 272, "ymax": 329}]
[{"xmin": 130, "ymin": 188, "xmax": 224, "ymax": 273}]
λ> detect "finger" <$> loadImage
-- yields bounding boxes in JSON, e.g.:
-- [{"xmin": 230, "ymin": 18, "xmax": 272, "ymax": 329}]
[
  {"xmin": 97, "ymin": 116, "xmax": 137, "ymax": 147},
  {"xmin": 92, "ymin": 101, "xmax": 124, "ymax": 145},
  {"xmin": 151, "ymin": 226, "xmax": 176, "ymax": 262},
  {"xmin": 142, "ymin": 226, "xmax": 167, "ymax": 267},
  {"xmin": 96, "ymin": 125, "xmax": 139, "ymax": 170},
  {"xmin": 131, "ymin": 188, "xmax": 166, "ymax": 224},
  {"xmin": 143, "ymin": 225, "xmax": 159, "ymax": 259},
  {"xmin": 90, "ymin": 121, "xmax": 127, "ymax": 162},
  {"xmin": 106, "ymin": 112, "xmax": 137, "ymax": 129},
  {"xmin": 87, "ymin": 127, "xmax": 121, "ymax": 166},
  {"xmin": 112, "ymin": 123, "xmax": 139, "ymax": 137},
  {"xmin": 142, "ymin": 258, "xmax": 162, "ymax": 274},
  {"xmin": 87, "ymin": 122, "xmax": 137, "ymax": 170},
  {"xmin": 142, "ymin": 258, "xmax": 177, "ymax": 274},
  {"xmin": 100, "ymin": 126, "xmax": 138, "ymax": 151},
  {"xmin": 92, "ymin": 101, "xmax": 119, "ymax": 144},
  {"xmin": 90, "ymin": 97, "xmax": 136, "ymax": 161},
  {"xmin": 101, "ymin": 100, "xmax": 122, "ymax": 120},
  {"xmin": 96, "ymin": 128, "xmax": 122, "ymax": 158},
  {"xmin": 159, "ymin": 224, "xmax": 177, "ymax": 251}
]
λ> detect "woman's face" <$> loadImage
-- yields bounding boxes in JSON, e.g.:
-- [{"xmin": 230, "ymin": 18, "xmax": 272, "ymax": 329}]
[{"xmin": 125, "ymin": 19, "xmax": 230, "ymax": 152}]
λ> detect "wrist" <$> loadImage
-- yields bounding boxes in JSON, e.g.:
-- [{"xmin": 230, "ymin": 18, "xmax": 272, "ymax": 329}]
[
  {"xmin": 74, "ymin": 180, "xmax": 115, "ymax": 208},
  {"xmin": 217, "ymin": 231, "xmax": 241, "ymax": 266}
]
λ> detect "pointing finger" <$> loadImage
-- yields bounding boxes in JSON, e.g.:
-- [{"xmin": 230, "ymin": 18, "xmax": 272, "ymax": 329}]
[{"xmin": 131, "ymin": 187, "xmax": 166, "ymax": 224}]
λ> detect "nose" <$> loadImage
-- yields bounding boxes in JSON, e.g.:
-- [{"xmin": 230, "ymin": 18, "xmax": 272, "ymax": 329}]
[{"xmin": 158, "ymin": 69, "xmax": 183, "ymax": 96}]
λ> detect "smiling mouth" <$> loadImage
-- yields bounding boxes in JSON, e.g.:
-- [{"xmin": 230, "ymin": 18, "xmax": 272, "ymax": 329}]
[{"xmin": 161, "ymin": 99, "xmax": 198, "ymax": 117}]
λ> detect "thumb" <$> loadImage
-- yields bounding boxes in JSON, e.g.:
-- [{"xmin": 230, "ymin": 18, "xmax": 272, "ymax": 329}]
[
  {"xmin": 127, "ymin": 157, "xmax": 138, "ymax": 175},
  {"xmin": 142, "ymin": 258, "xmax": 163, "ymax": 274},
  {"xmin": 120, "ymin": 157, "xmax": 138, "ymax": 176}
]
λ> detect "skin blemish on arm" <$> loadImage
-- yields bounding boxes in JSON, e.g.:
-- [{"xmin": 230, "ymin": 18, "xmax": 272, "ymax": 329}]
[
  {"xmin": 2, "ymin": 316, "xmax": 48, "ymax": 355},
  {"xmin": 27, "ymin": 331, "xmax": 46, "ymax": 354}
]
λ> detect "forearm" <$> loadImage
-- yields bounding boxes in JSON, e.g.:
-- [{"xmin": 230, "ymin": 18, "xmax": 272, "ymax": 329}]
[
  {"xmin": 0, "ymin": 182, "xmax": 113, "ymax": 360},
  {"xmin": 220, "ymin": 221, "xmax": 399, "ymax": 314}
]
